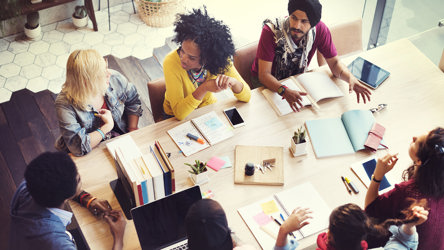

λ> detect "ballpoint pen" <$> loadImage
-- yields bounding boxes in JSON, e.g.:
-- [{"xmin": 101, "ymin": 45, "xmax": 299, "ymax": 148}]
[
  {"xmin": 341, "ymin": 176, "xmax": 352, "ymax": 194},
  {"xmin": 276, "ymin": 214, "xmax": 296, "ymax": 238},
  {"xmin": 344, "ymin": 176, "xmax": 359, "ymax": 194}
]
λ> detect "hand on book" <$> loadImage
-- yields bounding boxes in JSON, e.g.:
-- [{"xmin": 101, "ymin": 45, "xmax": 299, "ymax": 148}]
[
  {"xmin": 283, "ymin": 88, "xmax": 307, "ymax": 112},
  {"xmin": 374, "ymin": 153, "xmax": 399, "ymax": 180},
  {"xmin": 282, "ymin": 207, "xmax": 313, "ymax": 232},
  {"xmin": 349, "ymin": 78, "xmax": 372, "ymax": 104}
]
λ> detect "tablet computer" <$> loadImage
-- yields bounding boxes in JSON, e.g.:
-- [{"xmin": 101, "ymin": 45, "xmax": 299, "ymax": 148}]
[{"xmin": 347, "ymin": 57, "xmax": 390, "ymax": 89}]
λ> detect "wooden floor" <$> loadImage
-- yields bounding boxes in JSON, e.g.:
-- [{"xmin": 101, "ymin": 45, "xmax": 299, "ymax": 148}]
[{"xmin": 0, "ymin": 39, "xmax": 175, "ymax": 249}]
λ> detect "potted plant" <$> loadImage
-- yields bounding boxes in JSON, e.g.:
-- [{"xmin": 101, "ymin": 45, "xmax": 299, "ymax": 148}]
[
  {"xmin": 72, "ymin": 5, "xmax": 88, "ymax": 28},
  {"xmin": 185, "ymin": 160, "xmax": 209, "ymax": 185},
  {"xmin": 290, "ymin": 126, "xmax": 307, "ymax": 157},
  {"xmin": 24, "ymin": 11, "xmax": 41, "ymax": 39}
]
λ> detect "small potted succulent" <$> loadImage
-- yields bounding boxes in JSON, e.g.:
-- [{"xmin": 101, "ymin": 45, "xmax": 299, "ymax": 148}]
[
  {"xmin": 290, "ymin": 126, "xmax": 307, "ymax": 157},
  {"xmin": 24, "ymin": 11, "xmax": 41, "ymax": 39},
  {"xmin": 72, "ymin": 5, "xmax": 88, "ymax": 28},
  {"xmin": 186, "ymin": 160, "xmax": 209, "ymax": 185}
]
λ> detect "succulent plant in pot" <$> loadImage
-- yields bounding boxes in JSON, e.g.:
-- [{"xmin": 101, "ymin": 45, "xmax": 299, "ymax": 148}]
[
  {"xmin": 24, "ymin": 11, "xmax": 41, "ymax": 39},
  {"xmin": 185, "ymin": 160, "xmax": 209, "ymax": 185},
  {"xmin": 290, "ymin": 126, "xmax": 307, "ymax": 157},
  {"xmin": 72, "ymin": 5, "xmax": 88, "ymax": 28}
]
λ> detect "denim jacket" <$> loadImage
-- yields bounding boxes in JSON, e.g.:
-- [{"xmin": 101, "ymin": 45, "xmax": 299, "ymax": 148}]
[
  {"xmin": 10, "ymin": 181, "xmax": 77, "ymax": 250},
  {"xmin": 55, "ymin": 69, "xmax": 142, "ymax": 156}
]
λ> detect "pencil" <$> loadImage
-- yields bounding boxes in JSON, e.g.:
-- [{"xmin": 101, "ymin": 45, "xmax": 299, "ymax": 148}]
[{"xmin": 341, "ymin": 176, "xmax": 352, "ymax": 193}]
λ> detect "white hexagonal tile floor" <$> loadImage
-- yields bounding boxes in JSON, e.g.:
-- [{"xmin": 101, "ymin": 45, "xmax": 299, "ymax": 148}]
[{"xmin": 0, "ymin": 1, "xmax": 176, "ymax": 103}]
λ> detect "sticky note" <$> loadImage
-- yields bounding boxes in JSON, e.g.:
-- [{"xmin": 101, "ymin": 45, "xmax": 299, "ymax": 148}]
[
  {"xmin": 253, "ymin": 212, "xmax": 272, "ymax": 226},
  {"xmin": 220, "ymin": 156, "xmax": 232, "ymax": 169},
  {"xmin": 206, "ymin": 156, "xmax": 226, "ymax": 172},
  {"xmin": 260, "ymin": 200, "xmax": 279, "ymax": 215}
]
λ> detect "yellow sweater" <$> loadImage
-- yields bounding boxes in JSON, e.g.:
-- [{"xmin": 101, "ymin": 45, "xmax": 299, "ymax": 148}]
[{"xmin": 163, "ymin": 50, "xmax": 251, "ymax": 120}]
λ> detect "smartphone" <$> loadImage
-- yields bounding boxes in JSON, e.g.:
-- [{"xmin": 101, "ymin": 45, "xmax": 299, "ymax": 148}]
[{"xmin": 223, "ymin": 107, "xmax": 245, "ymax": 128}]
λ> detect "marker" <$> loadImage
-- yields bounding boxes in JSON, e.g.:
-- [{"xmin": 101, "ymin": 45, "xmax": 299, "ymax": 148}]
[
  {"xmin": 341, "ymin": 176, "xmax": 352, "ymax": 193},
  {"xmin": 344, "ymin": 176, "xmax": 359, "ymax": 194},
  {"xmin": 186, "ymin": 133, "xmax": 205, "ymax": 144},
  {"xmin": 280, "ymin": 213, "xmax": 286, "ymax": 222}
]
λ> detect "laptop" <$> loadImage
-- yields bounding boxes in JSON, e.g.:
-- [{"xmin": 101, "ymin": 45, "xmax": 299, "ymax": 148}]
[
  {"xmin": 348, "ymin": 56, "xmax": 390, "ymax": 89},
  {"xmin": 131, "ymin": 185, "xmax": 202, "ymax": 250}
]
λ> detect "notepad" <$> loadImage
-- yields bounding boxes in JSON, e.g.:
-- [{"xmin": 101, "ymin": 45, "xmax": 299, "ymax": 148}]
[
  {"xmin": 262, "ymin": 71, "xmax": 344, "ymax": 116},
  {"xmin": 305, "ymin": 109, "xmax": 386, "ymax": 158},
  {"xmin": 167, "ymin": 111, "xmax": 234, "ymax": 156},
  {"xmin": 206, "ymin": 156, "xmax": 226, "ymax": 172},
  {"xmin": 238, "ymin": 182, "xmax": 330, "ymax": 249}
]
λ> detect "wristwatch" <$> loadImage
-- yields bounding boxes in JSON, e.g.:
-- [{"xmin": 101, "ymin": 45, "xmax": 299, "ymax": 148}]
[
  {"xmin": 277, "ymin": 85, "xmax": 288, "ymax": 96},
  {"xmin": 372, "ymin": 175, "xmax": 382, "ymax": 183}
]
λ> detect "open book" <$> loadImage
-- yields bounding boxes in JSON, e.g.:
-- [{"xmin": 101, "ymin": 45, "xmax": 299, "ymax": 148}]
[
  {"xmin": 305, "ymin": 109, "xmax": 385, "ymax": 158},
  {"xmin": 167, "ymin": 111, "xmax": 234, "ymax": 156},
  {"xmin": 238, "ymin": 182, "xmax": 330, "ymax": 249},
  {"xmin": 262, "ymin": 71, "xmax": 344, "ymax": 116}
]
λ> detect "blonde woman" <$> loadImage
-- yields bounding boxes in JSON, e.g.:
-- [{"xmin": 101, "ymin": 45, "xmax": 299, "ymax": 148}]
[{"xmin": 55, "ymin": 49, "xmax": 142, "ymax": 156}]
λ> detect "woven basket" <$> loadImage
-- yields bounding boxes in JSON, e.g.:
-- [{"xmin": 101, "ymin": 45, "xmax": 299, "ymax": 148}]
[{"xmin": 136, "ymin": 0, "xmax": 183, "ymax": 28}]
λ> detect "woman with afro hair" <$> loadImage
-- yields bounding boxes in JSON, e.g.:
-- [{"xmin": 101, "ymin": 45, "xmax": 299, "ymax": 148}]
[{"xmin": 162, "ymin": 7, "xmax": 251, "ymax": 120}]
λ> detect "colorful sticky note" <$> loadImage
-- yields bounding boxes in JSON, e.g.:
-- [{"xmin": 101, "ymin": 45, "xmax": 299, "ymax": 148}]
[
  {"xmin": 253, "ymin": 212, "xmax": 273, "ymax": 226},
  {"xmin": 206, "ymin": 156, "xmax": 226, "ymax": 172},
  {"xmin": 260, "ymin": 200, "xmax": 280, "ymax": 215},
  {"xmin": 220, "ymin": 156, "xmax": 232, "ymax": 169}
]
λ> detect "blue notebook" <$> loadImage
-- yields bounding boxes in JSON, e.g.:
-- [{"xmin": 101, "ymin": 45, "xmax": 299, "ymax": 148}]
[
  {"xmin": 351, "ymin": 157, "xmax": 392, "ymax": 192},
  {"xmin": 306, "ymin": 109, "xmax": 385, "ymax": 158}
]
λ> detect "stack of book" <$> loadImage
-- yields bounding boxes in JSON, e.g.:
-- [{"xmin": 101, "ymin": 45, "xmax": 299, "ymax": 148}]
[{"xmin": 107, "ymin": 136, "xmax": 175, "ymax": 208}]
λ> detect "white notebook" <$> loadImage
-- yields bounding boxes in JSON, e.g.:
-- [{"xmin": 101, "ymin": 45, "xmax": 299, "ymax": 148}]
[
  {"xmin": 238, "ymin": 182, "xmax": 330, "ymax": 249},
  {"xmin": 167, "ymin": 111, "xmax": 233, "ymax": 156},
  {"xmin": 262, "ymin": 71, "xmax": 344, "ymax": 116}
]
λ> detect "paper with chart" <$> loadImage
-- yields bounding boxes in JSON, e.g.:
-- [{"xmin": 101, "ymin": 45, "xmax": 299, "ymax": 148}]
[
  {"xmin": 262, "ymin": 71, "xmax": 344, "ymax": 116},
  {"xmin": 191, "ymin": 111, "xmax": 234, "ymax": 145},
  {"xmin": 167, "ymin": 121, "xmax": 209, "ymax": 156},
  {"xmin": 238, "ymin": 182, "xmax": 330, "ymax": 249}
]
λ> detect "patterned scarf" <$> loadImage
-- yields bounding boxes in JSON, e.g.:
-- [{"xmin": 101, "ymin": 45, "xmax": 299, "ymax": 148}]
[
  {"xmin": 187, "ymin": 67, "xmax": 207, "ymax": 88},
  {"xmin": 264, "ymin": 17, "xmax": 316, "ymax": 80}
]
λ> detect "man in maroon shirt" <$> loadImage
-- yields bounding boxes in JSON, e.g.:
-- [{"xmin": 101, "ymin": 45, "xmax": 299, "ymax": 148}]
[{"xmin": 251, "ymin": 0, "xmax": 371, "ymax": 112}]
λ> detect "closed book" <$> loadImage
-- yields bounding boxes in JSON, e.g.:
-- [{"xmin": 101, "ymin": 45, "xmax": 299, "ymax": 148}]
[
  {"xmin": 150, "ymin": 145, "xmax": 172, "ymax": 195},
  {"xmin": 155, "ymin": 141, "xmax": 175, "ymax": 193},
  {"xmin": 142, "ymin": 153, "xmax": 165, "ymax": 200},
  {"xmin": 136, "ymin": 156, "xmax": 155, "ymax": 203},
  {"xmin": 115, "ymin": 148, "xmax": 138, "ymax": 207}
]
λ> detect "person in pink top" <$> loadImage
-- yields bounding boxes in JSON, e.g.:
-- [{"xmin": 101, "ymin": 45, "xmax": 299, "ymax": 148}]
[
  {"xmin": 365, "ymin": 127, "xmax": 444, "ymax": 249},
  {"xmin": 251, "ymin": 0, "xmax": 371, "ymax": 112}
]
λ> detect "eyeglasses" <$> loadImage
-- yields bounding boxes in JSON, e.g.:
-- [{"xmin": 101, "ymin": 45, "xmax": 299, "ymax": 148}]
[{"xmin": 370, "ymin": 104, "xmax": 387, "ymax": 113}]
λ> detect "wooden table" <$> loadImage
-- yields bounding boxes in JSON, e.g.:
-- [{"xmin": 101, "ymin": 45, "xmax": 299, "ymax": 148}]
[{"xmin": 69, "ymin": 39, "xmax": 444, "ymax": 250}]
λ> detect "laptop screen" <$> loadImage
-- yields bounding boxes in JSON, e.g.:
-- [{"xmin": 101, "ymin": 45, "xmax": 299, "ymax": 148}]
[{"xmin": 131, "ymin": 186, "xmax": 202, "ymax": 250}]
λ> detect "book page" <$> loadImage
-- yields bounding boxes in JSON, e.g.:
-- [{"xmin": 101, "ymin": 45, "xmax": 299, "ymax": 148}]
[
  {"xmin": 261, "ymin": 78, "xmax": 311, "ymax": 116},
  {"xmin": 305, "ymin": 118, "xmax": 355, "ymax": 158},
  {"xmin": 191, "ymin": 111, "xmax": 234, "ymax": 145},
  {"xmin": 340, "ymin": 109, "xmax": 376, "ymax": 151},
  {"xmin": 238, "ymin": 197, "xmax": 303, "ymax": 250},
  {"xmin": 166, "ymin": 121, "xmax": 209, "ymax": 156},
  {"xmin": 297, "ymin": 72, "xmax": 344, "ymax": 103},
  {"xmin": 274, "ymin": 182, "xmax": 330, "ymax": 237}
]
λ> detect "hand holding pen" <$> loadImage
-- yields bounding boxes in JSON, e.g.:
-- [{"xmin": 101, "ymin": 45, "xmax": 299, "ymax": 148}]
[{"xmin": 274, "ymin": 207, "xmax": 312, "ymax": 247}]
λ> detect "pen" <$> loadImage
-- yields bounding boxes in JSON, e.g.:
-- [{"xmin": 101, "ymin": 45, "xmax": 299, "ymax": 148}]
[
  {"xmin": 344, "ymin": 176, "xmax": 359, "ymax": 194},
  {"xmin": 341, "ymin": 176, "xmax": 352, "ymax": 194},
  {"xmin": 186, "ymin": 133, "xmax": 205, "ymax": 144},
  {"xmin": 274, "ymin": 215, "xmax": 296, "ymax": 238}
]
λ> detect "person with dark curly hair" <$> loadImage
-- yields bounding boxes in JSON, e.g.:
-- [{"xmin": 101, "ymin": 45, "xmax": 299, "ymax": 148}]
[
  {"xmin": 365, "ymin": 127, "xmax": 444, "ymax": 249},
  {"xmin": 163, "ymin": 7, "xmax": 251, "ymax": 120},
  {"xmin": 9, "ymin": 152, "xmax": 126, "ymax": 250},
  {"xmin": 251, "ymin": 0, "xmax": 371, "ymax": 112}
]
